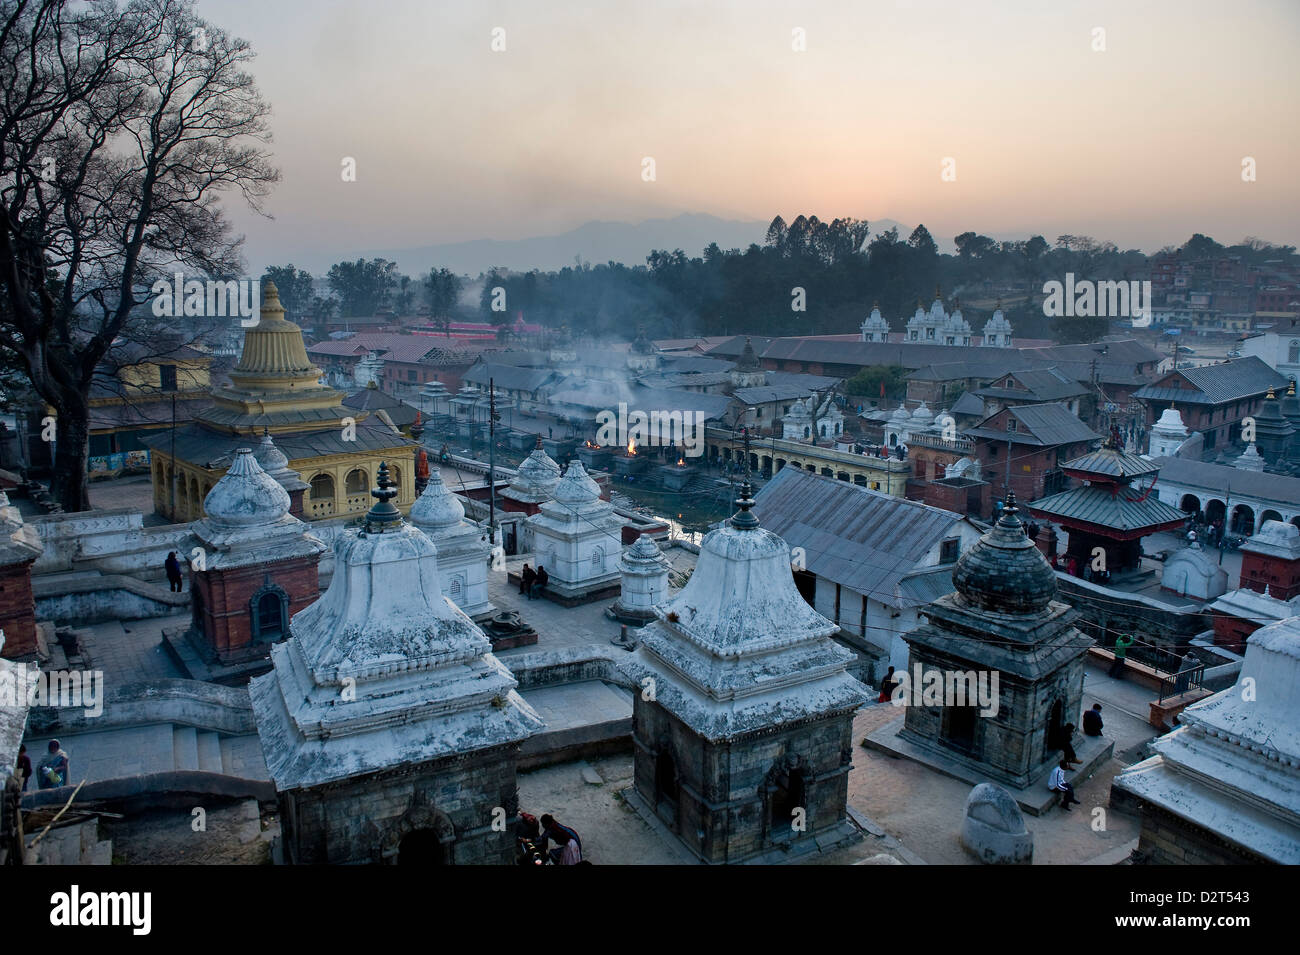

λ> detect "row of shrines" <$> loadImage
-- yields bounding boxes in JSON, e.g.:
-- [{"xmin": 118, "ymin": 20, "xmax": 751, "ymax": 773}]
[{"xmin": 185, "ymin": 413, "xmax": 1104, "ymax": 863}]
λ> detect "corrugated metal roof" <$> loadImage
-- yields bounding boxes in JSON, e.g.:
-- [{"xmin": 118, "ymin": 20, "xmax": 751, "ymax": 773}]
[
  {"xmin": 1133, "ymin": 356, "xmax": 1288, "ymax": 405},
  {"xmin": 1154, "ymin": 455, "xmax": 1300, "ymax": 508},
  {"xmin": 139, "ymin": 419, "xmax": 412, "ymax": 469},
  {"xmin": 1028, "ymin": 486, "xmax": 1187, "ymax": 532},
  {"xmin": 966, "ymin": 402, "xmax": 1099, "ymax": 447},
  {"xmin": 752, "ymin": 468, "xmax": 966, "ymax": 608},
  {"xmin": 462, "ymin": 362, "xmax": 556, "ymax": 393}
]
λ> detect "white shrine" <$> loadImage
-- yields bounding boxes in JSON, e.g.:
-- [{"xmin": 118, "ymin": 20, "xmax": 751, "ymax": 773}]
[
  {"xmin": 860, "ymin": 303, "xmax": 890, "ymax": 343},
  {"xmin": 501, "ymin": 437, "xmax": 562, "ymax": 511},
  {"xmin": 527, "ymin": 460, "xmax": 624, "ymax": 602},
  {"xmin": 409, "ymin": 467, "xmax": 494, "ymax": 620},
  {"xmin": 981, "ymin": 304, "xmax": 1014, "ymax": 347},
  {"xmin": 621, "ymin": 483, "xmax": 871, "ymax": 863},
  {"xmin": 608, "ymin": 533, "xmax": 671, "ymax": 624},
  {"xmin": 1113, "ymin": 614, "xmax": 1300, "ymax": 864},
  {"xmin": 249, "ymin": 464, "xmax": 542, "ymax": 864},
  {"xmin": 1148, "ymin": 406, "xmax": 1191, "ymax": 458}
]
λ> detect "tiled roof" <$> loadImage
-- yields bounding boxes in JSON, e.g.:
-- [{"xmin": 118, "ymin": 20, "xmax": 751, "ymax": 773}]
[
  {"xmin": 1062, "ymin": 448, "xmax": 1161, "ymax": 479},
  {"xmin": 139, "ymin": 418, "xmax": 413, "ymax": 469},
  {"xmin": 462, "ymin": 362, "xmax": 557, "ymax": 393},
  {"xmin": 752, "ymin": 468, "xmax": 967, "ymax": 609},
  {"xmin": 1154, "ymin": 456, "xmax": 1300, "ymax": 509}
]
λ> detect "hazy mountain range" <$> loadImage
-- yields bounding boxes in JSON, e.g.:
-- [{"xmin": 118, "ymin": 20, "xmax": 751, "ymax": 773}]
[{"xmin": 350, "ymin": 213, "xmax": 915, "ymax": 277}]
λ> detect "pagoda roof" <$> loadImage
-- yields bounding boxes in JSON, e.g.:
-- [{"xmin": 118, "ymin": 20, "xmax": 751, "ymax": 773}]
[
  {"xmin": 1061, "ymin": 448, "xmax": 1161, "ymax": 480},
  {"xmin": 1028, "ymin": 485, "xmax": 1188, "ymax": 537},
  {"xmin": 139, "ymin": 418, "xmax": 414, "ymax": 471}
]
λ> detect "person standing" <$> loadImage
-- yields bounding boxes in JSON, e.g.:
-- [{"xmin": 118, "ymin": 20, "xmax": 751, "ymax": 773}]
[
  {"xmin": 520, "ymin": 563, "xmax": 535, "ymax": 596},
  {"xmin": 37, "ymin": 740, "xmax": 69, "ymax": 790},
  {"xmin": 1108, "ymin": 633, "xmax": 1134, "ymax": 678},
  {"xmin": 537, "ymin": 813, "xmax": 582, "ymax": 865},
  {"xmin": 877, "ymin": 666, "xmax": 897, "ymax": 704},
  {"xmin": 164, "ymin": 551, "xmax": 184, "ymax": 593},
  {"xmin": 16, "ymin": 744, "xmax": 32, "ymax": 792}
]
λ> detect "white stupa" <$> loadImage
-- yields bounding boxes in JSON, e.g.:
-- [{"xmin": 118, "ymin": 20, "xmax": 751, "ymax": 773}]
[
  {"xmin": 781, "ymin": 398, "xmax": 813, "ymax": 440},
  {"xmin": 501, "ymin": 436, "xmax": 562, "ymax": 508},
  {"xmin": 527, "ymin": 460, "xmax": 624, "ymax": 601},
  {"xmin": 193, "ymin": 448, "xmax": 324, "ymax": 572},
  {"xmin": 885, "ymin": 403, "xmax": 911, "ymax": 448},
  {"xmin": 609, "ymin": 534, "xmax": 671, "ymax": 624},
  {"xmin": 409, "ymin": 467, "xmax": 494, "ymax": 619},
  {"xmin": 1113, "ymin": 614, "xmax": 1300, "ymax": 863},
  {"xmin": 1148, "ymin": 406, "xmax": 1190, "ymax": 458},
  {"xmin": 1235, "ymin": 443, "xmax": 1266, "ymax": 472},
  {"xmin": 250, "ymin": 462, "xmax": 542, "ymax": 793},
  {"xmin": 253, "ymin": 431, "xmax": 310, "ymax": 501}
]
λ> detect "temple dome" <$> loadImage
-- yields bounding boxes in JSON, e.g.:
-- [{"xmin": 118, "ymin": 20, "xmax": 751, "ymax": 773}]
[
  {"xmin": 409, "ymin": 467, "xmax": 465, "ymax": 531},
  {"xmin": 553, "ymin": 460, "xmax": 601, "ymax": 505},
  {"xmin": 952, "ymin": 494, "xmax": 1057, "ymax": 614},
  {"xmin": 203, "ymin": 448, "xmax": 290, "ymax": 527},
  {"xmin": 506, "ymin": 438, "xmax": 562, "ymax": 502},
  {"xmin": 254, "ymin": 430, "xmax": 290, "ymax": 473}
]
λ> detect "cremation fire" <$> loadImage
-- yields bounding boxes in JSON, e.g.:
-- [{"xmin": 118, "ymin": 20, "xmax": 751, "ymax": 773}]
[
  {"xmin": 677, "ymin": 457, "xmax": 685, "ymax": 467},
  {"xmin": 627, "ymin": 439, "xmax": 637, "ymax": 456}
]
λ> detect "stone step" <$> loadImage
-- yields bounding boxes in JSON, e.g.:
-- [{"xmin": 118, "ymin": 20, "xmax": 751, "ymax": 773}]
[
  {"xmin": 172, "ymin": 725, "xmax": 199, "ymax": 772},
  {"xmin": 196, "ymin": 731, "xmax": 224, "ymax": 773}
]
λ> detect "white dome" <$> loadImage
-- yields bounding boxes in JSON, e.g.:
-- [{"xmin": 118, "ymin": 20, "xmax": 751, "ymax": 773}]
[
  {"xmin": 204, "ymin": 448, "xmax": 290, "ymax": 527},
  {"xmin": 553, "ymin": 460, "xmax": 601, "ymax": 505},
  {"xmin": 409, "ymin": 467, "xmax": 465, "ymax": 531}
]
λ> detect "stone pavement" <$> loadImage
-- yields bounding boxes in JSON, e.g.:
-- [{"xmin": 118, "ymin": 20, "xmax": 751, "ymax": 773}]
[
  {"xmin": 76, "ymin": 613, "xmax": 190, "ymax": 690},
  {"xmin": 847, "ymin": 661, "xmax": 1153, "ymax": 864}
]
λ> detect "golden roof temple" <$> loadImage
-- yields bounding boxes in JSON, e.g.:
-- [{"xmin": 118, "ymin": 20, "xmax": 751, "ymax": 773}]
[{"xmin": 142, "ymin": 281, "xmax": 417, "ymax": 522}]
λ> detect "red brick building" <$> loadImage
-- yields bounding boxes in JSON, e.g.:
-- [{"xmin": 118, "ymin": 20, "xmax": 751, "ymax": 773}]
[
  {"xmin": 0, "ymin": 498, "xmax": 42, "ymax": 661},
  {"xmin": 1133, "ymin": 357, "xmax": 1289, "ymax": 454},
  {"xmin": 1238, "ymin": 519, "xmax": 1300, "ymax": 601},
  {"xmin": 184, "ymin": 449, "xmax": 325, "ymax": 676},
  {"xmin": 962, "ymin": 402, "xmax": 1099, "ymax": 511}
]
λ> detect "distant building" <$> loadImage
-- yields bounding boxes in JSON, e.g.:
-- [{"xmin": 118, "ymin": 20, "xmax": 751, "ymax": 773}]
[
  {"xmin": 963, "ymin": 403, "xmax": 1100, "ymax": 506},
  {"xmin": 1132, "ymin": 357, "xmax": 1289, "ymax": 453}
]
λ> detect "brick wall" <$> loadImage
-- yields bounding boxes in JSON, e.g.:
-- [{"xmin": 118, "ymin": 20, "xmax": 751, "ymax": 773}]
[{"xmin": 0, "ymin": 559, "xmax": 38, "ymax": 658}]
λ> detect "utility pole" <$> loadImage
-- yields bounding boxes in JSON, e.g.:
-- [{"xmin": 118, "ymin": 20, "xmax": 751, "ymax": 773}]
[
  {"xmin": 488, "ymin": 377, "xmax": 498, "ymax": 547},
  {"xmin": 169, "ymin": 394, "xmax": 177, "ymax": 516}
]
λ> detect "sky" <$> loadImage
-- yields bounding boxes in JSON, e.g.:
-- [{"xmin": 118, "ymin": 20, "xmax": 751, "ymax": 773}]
[{"xmin": 196, "ymin": 0, "xmax": 1300, "ymax": 274}]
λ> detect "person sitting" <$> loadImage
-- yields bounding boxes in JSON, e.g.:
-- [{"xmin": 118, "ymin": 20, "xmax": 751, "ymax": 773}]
[
  {"xmin": 1048, "ymin": 758, "xmax": 1080, "ymax": 811},
  {"xmin": 520, "ymin": 563, "xmax": 535, "ymax": 596},
  {"xmin": 537, "ymin": 813, "xmax": 582, "ymax": 865},
  {"xmin": 1060, "ymin": 723, "xmax": 1082, "ymax": 766},
  {"xmin": 877, "ymin": 666, "xmax": 896, "ymax": 704},
  {"xmin": 530, "ymin": 565, "xmax": 548, "ymax": 600},
  {"xmin": 1082, "ymin": 703, "xmax": 1104, "ymax": 737}
]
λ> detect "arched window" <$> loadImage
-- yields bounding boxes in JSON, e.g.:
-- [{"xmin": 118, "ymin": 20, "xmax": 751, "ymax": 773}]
[
  {"xmin": 388, "ymin": 465, "xmax": 401, "ymax": 487},
  {"xmin": 1289, "ymin": 341, "xmax": 1299, "ymax": 364},
  {"xmin": 345, "ymin": 468, "xmax": 369, "ymax": 495},
  {"xmin": 448, "ymin": 576, "xmax": 462, "ymax": 597},
  {"xmin": 310, "ymin": 473, "xmax": 334, "ymax": 500},
  {"xmin": 250, "ymin": 583, "xmax": 289, "ymax": 643}
]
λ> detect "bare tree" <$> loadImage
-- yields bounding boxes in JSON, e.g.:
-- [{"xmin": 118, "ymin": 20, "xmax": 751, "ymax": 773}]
[{"xmin": 0, "ymin": 0, "xmax": 277, "ymax": 510}]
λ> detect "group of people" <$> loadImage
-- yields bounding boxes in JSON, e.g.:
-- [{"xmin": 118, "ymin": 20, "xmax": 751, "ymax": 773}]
[
  {"xmin": 1048, "ymin": 704, "xmax": 1105, "ymax": 810},
  {"xmin": 516, "ymin": 811, "xmax": 583, "ymax": 865},
  {"xmin": 14, "ymin": 740, "xmax": 70, "ymax": 791},
  {"xmin": 519, "ymin": 563, "xmax": 549, "ymax": 600}
]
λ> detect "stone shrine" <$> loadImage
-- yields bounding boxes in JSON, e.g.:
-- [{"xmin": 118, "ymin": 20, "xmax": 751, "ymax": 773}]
[
  {"xmin": 622, "ymin": 483, "xmax": 870, "ymax": 863},
  {"xmin": 249, "ymin": 463, "xmax": 542, "ymax": 864},
  {"xmin": 526, "ymin": 460, "xmax": 623, "ymax": 603},
  {"xmin": 882, "ymin": 493, "xmax": 1095, "ymax": 801},
  {"xmin": 408, "ymin": 467, "xmax": 494, "ymax": 620}
]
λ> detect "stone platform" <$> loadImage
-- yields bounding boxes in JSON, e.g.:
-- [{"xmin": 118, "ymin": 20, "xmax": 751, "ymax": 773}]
[
  {"xmin": 507, "ymin": 570, "xmax": 620, "ymax": 607},
  {"xmin": 162, "ymin": 626, "xmax": 273, "ymax": 686},
  {"xmin": 863, "ymin": 713, "xmax": 1114, "ymax": 816}
]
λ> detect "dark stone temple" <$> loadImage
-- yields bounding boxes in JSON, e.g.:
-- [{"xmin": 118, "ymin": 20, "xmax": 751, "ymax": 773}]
[
  {"xmin": 622, "ymin": 483, "xmax": 870, "ymax": 863},
  {"xmin": 870, "ymin": 493, "xmax": 1103, "ymax": 810}
]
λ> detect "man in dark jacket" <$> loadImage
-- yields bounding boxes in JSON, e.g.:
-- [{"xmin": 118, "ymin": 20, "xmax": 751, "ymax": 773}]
[
  {"xmin": 1082, "ymin": 703, "xmax": 1104, "ymax": 737},
  {"xmin": 164, "ymin": 552, "xmax": 184, "ymax": 593}
]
